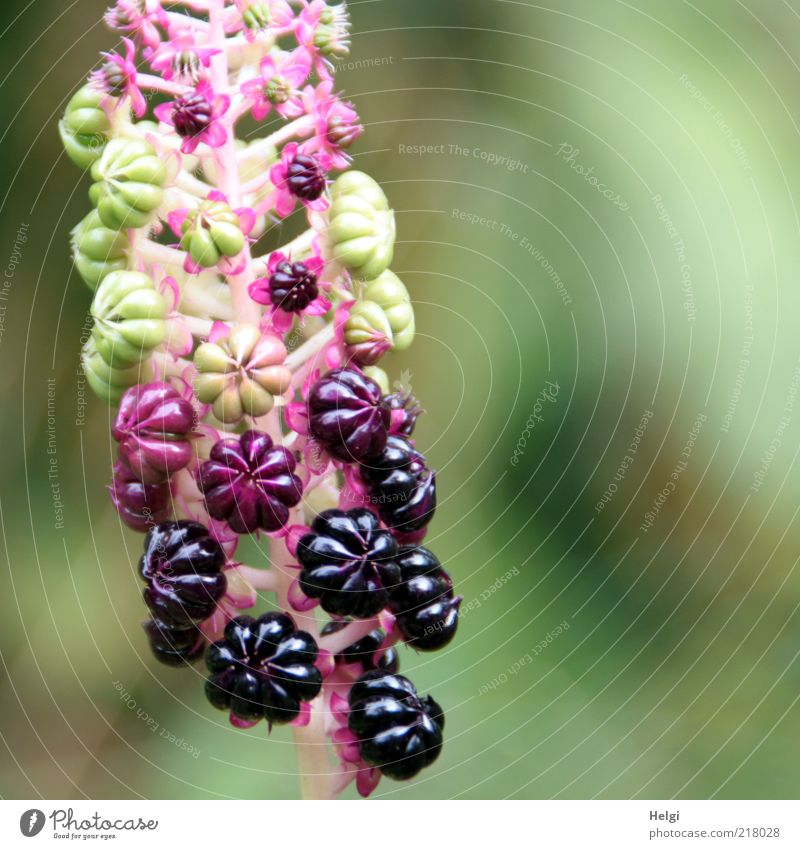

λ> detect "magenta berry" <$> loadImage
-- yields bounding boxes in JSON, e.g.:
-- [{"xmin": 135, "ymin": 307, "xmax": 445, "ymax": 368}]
[
  {"xmin": 172, "ymin": 90, "xmax": 213, "ymax": 138},
  {"xmin": 196, "ymin": 430, "xmax": 302, "ymax": 535},
  {"xmin": 269, "ymin": 259, "xmax": 319, "ymax": 313},
  {"xmin": 112, "ymin": 381, "xmax": 195, "ymax": 484},
  {"xmin": 287, "ymin": 152, "xmax": 326, "ymax": 200},
  {"xmin": 108, "ymin": 459, "xmax": 171, "ymax": 532}
]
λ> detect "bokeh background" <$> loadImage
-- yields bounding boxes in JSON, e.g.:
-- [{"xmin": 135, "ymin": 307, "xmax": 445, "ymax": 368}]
[{"xmin": 2, "ymin": 0, "xmax": 800, "ymax": 799}]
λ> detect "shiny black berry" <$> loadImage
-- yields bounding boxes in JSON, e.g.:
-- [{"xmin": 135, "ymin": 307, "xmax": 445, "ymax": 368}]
[
  {"xmin": 321, "ymin": 619, "xmax": 399, "ymax": 673},
  {"xmin": 390, "ymin": 546, "xmax": 460, "ymax": 651},
  {"xmin": 138, "ymin": 520, "xmax": 227, "ymax": 628},
  {"xmin": 269, "ymin": 260, "xmax": 319, "ymax": 313},
  {"xmin": 172, "ymin": 91, "xmax": 212, "ymax": 137},
  {"xmin": 287, "ymin": 152, "xmax": 326, "ymax": 200},
  {"xmin": 143, "ymin": 618, "xmax": 205, "ymax": 666},
  {"xmin": 205, "ymin": 612, "xmax": 322, "ymax": 725},
  {"xmin": 297, "ymin": 508, "xmax": 401, "ymax": 618},
  {"xmin": 359, "ymin": 435, "xmax": 436, "ymax": 533},
  {"xmin": 348, "ymin": 671, "xmax": 444, "ymax": 780}
]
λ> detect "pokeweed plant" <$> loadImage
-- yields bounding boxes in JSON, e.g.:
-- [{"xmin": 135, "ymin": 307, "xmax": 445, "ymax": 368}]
[{"xmin": 62, "ymin": 0, "xmax": 460, "ymax": 799}]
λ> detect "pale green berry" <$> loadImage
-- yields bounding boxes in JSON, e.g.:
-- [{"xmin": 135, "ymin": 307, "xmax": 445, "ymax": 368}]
[
  {"xmin": 71, "ymin": 210, "xmax": 129, "ymax": 290},
  {"xmin": 59, "ymin": 85, "xmax": 111, "ymax": 169},
  {"xmin": 90, "ymin": 270, "xmax": 168, "ymax": 367},
  {"xmin": 82, "ymin": 337, "xmax": 152, "ymax": 405},
  {"xmin": 327, "ymin": 171, "xmax": 395, "ymax": 281},
  {"xmin": 180, "ymin": 200, "xmax": 245, "ymax": 268},
  {"xmin": 365, "ymin": 270, "xmax": 415, "ymax": 351}
]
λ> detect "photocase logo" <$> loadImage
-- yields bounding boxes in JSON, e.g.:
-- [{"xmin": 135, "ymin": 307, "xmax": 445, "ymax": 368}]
[{"xmin": 19, "ymin": 809, "xmax": 45, "ymax": 837}]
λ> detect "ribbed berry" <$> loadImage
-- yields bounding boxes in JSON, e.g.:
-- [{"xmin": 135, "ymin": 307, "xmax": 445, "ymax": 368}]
[
  {"xmin": 143, "ymin": 618, "xmax": 205, "ymax": 666},
  {"xmin": 196, "ymin": 430, "xmax": 303, "ymax": 534},
  {"xmin": 358, "ymin": 435, "xmax": 436, "ymax": 533},
  {"xmin": 390, "ymin": 546, "xmax": 460, "ymax": 651},
  {"xmin": 269, "ymin": 259, "xmax": 319, "ymax": 313},
  {"xmin": 139, "ymin": 520, "xmax": 227, "ymax": 627},
  {"xmin": 109, "ymin": 460, "xmax": 171, "ymax": 532},
  {"xmin": 172, "ymin": 91, "xmax": 212, "ymax": 138},
  {"xmin": 287, "ymin": 152, "xmax": 326, "ymax": 200},
  {"xmin": 205, "ymin": 613, "xmax": 322, "ymax": 725},
  {"xmin": 308, "ymin": 367, "xmax": 391, "ymax": 463},
  {"xmin": 321, "ymin": 619, "xmax": 399, "ymax": 672},
  {"xmin": 297, "ymin": 508, "xmax": 400, "ymax": 618},
  {"xmin": 348, "ymin": 671, "xmax": 444, "ymax": 780}
]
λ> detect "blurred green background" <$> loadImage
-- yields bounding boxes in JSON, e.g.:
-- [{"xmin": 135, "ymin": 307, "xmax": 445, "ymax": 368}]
[{"xmin": 2, "ymin": 0, "xmax": 800, "ymax": 799}]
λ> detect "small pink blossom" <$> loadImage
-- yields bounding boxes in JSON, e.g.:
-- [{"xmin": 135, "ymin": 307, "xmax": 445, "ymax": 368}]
[
  {"xmin": 240, "ymin": 49, "xmax": 310, "ymax": 121},
  {"xmin": 148, "ymin": 28, "xmax": 220, "ymax": 82},
  {"xmin": 268, "ymin": 141, "xmax": 331, "ymax": 218},
  {"xmin": 301, "ymin": 80, "xmax": 362, "ymax": 169},
  {"xmin": 154, "ymin": 80, "xmax": 230, "ymax": 154},
  {"xmin": 104, "ymin": 0, "xmax": 166, "ymax": 51},
  {"xmin": 295, "ymin": 0, "xmax": 350, "ymax": 81},
  {"xmin": 226, "ymin": 0, "xmax": 295, "ymax": 41},
  {"xmin": 90, "ymin": 37, "xmax": 147, "ymax": 118}
]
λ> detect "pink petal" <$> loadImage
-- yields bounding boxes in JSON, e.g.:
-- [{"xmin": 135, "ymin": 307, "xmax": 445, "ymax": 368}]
[
  {"xmin": 304, "ymin": 296, "xmax": 331, "ymax": 317},
  {"xmin": 153, "ymin": 102, "xmax": 174, "ymax": 124},
  {"xmin": 158, "ymin": 275, "xmax": 181, "ymax": 311},
  {"xmin": 285, "ymin": 524, "xmax": 310, "ymax": 557},
  {"xmin": 167, "ymin": 209, "xmax": 188, "ymax": 238},
  {"xmin": 207, "ymin": 189, "xmax": 227, "ymax": 203},
  {"xmin": 316, "ymin": 649, "xmax": 335, "ymax": 678},
  {"xmin": 288, "ymin": 579, "xmax": 319, "ymax": 612},
  {"xmin": 209, "ymin": 320, "xmax": 231, "ymax": 344},
  {"xmin": 203, "ymin": 122, "xmax": 228, "ymax": 148},
  {"xmin": 331, "ymin": 694, "xmax": 350, "ymax": 726},
  {"xmin": 356, "ymin": 767, "xmax": 381, "ymax": 798},
  {"xmin": 235, "ymin": 206, "xmax": 256, "ymax": 235},
  {"xmin": 181, "ymin": 136, "xmax": 200, "ymax": 155},
  {"xmin": 229, "ymin": 713, "xmax": 259, "ymax": 730},
  {"xmin": 290, "ymin": 701, "xmax": 311, "ymax": 727},
  {"xmin": 284, "ymin": 402, "xmax": 310, "ymax": 435}
]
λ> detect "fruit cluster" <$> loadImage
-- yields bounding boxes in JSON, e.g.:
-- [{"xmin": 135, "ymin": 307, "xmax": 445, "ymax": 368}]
[{"xmin": 64, "ymin": 0, "xmax": 459, "ymax": 799}]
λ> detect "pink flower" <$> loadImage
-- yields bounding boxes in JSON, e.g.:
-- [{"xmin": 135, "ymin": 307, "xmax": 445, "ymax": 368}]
[
  {"xmin": 268, "ymin": 141, "xmax": 331, "ymax": 218},
  {"xmin": 148, "ymin": 28, "xmax": 220, "ymax": 82},
  {"xmin": 154, "ymin": 80, "xmax": 230, "ymax": 154},
  {"xmin": 248, "ymin": 247, "xmax": 332, "ymax": 333},
  {"xmin": 89, "ymin": 37, "xmax": 147, "ymax": 118},
  {"xmin": 104, "ymin": 0, "xmax": 166, "ymax": 51},
  {"xmin": 240, "ymin": 49, "xmax": 310, "ymax": 122},
  {"xmin": 226, "ymin": 0, "xmax": 295, "ymax": 41},
  {"xmin": 301, "ymin": 80, "xmax": 363, "ymax": 169},
  {"xmin": 295, "ymin": 0, "xmax": 350, "ymax": 81}
]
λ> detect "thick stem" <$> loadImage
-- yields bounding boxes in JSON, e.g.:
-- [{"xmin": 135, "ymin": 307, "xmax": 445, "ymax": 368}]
[
  {"xmin": 270, "ymin": 525, "xmax": 335, "ymax": 800},
  {"xmin": 285, "ymin": 323, "xmax": 335, "ymax": 371}
]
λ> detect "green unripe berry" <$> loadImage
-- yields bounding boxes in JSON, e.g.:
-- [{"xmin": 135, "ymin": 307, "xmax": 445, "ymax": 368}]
[
  {"xmin": 180, "ymin": 200, "xmax": 245, "ymax": 268},
  {"xmin": 59, "ymin": 85, "xmax": 112, "ymax": 169},
  {"xmin": 90, "ymin": 270, "xmax": 168, "ymax": 367},
  {"xmin": 365, "ymin": 270, "xmax": 415, "ymax": 351},
  {"xmin": 71, "ymin": 210, "xmax": 129, "ymax": 290},
  {"xmin": 82, "ymin": 337, "xmax": 151, "ymax": 405}
]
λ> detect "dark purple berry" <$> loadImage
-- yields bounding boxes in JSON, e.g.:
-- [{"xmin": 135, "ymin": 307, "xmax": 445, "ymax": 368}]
[
  {"xmin": 139, "ymin": 520, "xmax": 227, "ymax": 627},
  {"xmin": 287, "ymin": 152, "xmax": 326, "ymax": 200},
  {"xmin": 205, "ymin": 612, "xmax": 322, "ymax": 725},
  {"xmin": 390, "ymin": 546, "xmax": 460, "ymax": 651},
  {"xmin": 297, "ymin": 508, "xmax": 401, "ymax": 619},
  {"xmin": 143, "ymin": 618, "xmax": 205, "ymax": 666},
  {"xmin": 308, "ymin": 367, "xmax": 391, "ymax": 463},
  {"xmin": 269, "ymin": 260, "xmax": 319, "ymax": 313},
  {"xmin": 196, "ymin": 430, "xmax": 303, "ymax": 534},
  {"xmin": 321, "ymin": 619, "xmax": 399, "ymax": 673},
  {"xmin": 172, "ymin": 91, "xmax": 212, "ymax": 138},
  {"xmin": 386, "ymin": 391, "xmax": 423, "ymax": 436},
  {"xmin": 359, "ymin": 435, "xmax": 436, "ymax": 533},
  {"xmin": 348, "ymin": 671, "xmax": 444, "ymax": 780}
]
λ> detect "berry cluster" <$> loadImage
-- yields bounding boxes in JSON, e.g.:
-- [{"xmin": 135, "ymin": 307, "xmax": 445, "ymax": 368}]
[{"xmin": 64, "ymin": 0, "xmax": 459, "ymax": 798}]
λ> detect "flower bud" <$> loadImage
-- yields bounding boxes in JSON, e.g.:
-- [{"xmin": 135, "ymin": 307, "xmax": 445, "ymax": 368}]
[
  {"xmin": 89, "ymin": 139, "xmax": 167, "ymax": 230},
  {"xmin": 59, "ymin": 85, "xmax": 111, "ymax": 169},
  {"xmin": 242, "ymin": 3, "xmax": 271, "ymax": 33},
  {"xmin": 91, "ymin": 270, "xmax": 168, "ymax": 367},
  {"xmin": 327, "ymin": 171, "xmax": 395, "ymax": 281},
  {"xmin": 364, "ymin": 270, "xmax": 415, "ymax": 351},
  {"xmin": 71, "ymin": 210, "xmax": 129, "ymax": 290},
  {"xmin": 81, "ymin": 337, "xmax": 152, "ymax": 405},
  {"xmin": 193, "ymin": 324, "xmax": 291, "ymax": 423},
  {"xmin": 180, "ymin": 199, "xmax": 245, "ymax": 268},
  {"xmin": 344, "ymin": 300, "xmax": 393, "ymax": 365}
]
